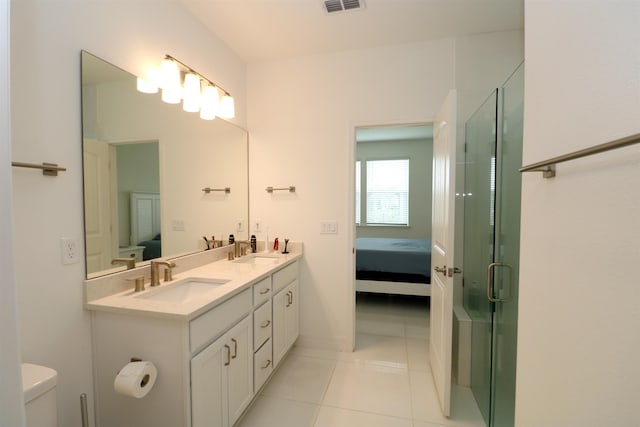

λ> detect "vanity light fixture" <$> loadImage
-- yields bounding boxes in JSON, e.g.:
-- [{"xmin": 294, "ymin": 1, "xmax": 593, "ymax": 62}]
[{"xmin": 137, "ymin": 55, "xmax": 234, "ymax": 121}]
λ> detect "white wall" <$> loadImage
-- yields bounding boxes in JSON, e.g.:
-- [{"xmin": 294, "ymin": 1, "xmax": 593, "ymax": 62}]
[
  {"xmin": 515, "ymin": 1, "xmax": 640, "ymax": 425},
  {"xmin": 247, "ymin": 32, "xmax": 523, "ymax": 351},
  {"xmin": 10, "ymin": 1, "xmax": 246, "ymax": 425},
  {"xmin": 248, "ymin": 39, "xmax": 456, "ymax": 350},
  {"xmin": 1, "ymin": 0, "xmax": 26, "ymax": 425}
]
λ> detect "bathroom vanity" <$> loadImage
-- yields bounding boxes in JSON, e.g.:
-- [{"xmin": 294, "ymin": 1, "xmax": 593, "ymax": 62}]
[{"xmin": 85, "ymin": 248, "xmax": 301, "ymax": 427}]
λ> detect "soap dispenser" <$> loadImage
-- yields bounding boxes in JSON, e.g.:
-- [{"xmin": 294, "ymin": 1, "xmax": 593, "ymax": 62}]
[{"xmin": 250, "ymin": 235, "xmax": 257, "ymax": 253}]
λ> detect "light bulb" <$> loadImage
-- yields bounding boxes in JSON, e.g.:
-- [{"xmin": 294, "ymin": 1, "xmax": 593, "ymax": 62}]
[
  {"xmin": 136, "ymin": 77, "xmax": 158, "ymax": 94},
  {"xmin": 160, "ymin": 58, "xmax": 181, "ymax": 104},
  {"xmin": 182, "ymin": 72, "xmax": 201, "ymax": 113},
  {"xmin": 200, "ymin": 84, "xmax": 219, "ymax": 120},
  {"xmin": 136, "ymin": 68, "xmax": 159, "ymax": 94},
  {"xmin": 218, "ymin": 94, "xmax": 235, "ymax": 119}
]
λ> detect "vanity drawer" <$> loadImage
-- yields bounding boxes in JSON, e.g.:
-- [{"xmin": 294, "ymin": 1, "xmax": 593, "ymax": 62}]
[
  {"xmin": 253, "ymin": 300, "xmax": 272, "ymax": 350},
  {"xmin": 190, "ymin": 288, "xmax": 252, "ymax": 354},
  {"xmin": 272, "ymin": 261, "xmax": 298, "ymax": 293},
  {"xmin": 253, "ymin": 276, "xmax": 272, "ymax": 307},
  {"xmin": 254, "ymin": 339, "xmax": 273, "ymax": 393}
]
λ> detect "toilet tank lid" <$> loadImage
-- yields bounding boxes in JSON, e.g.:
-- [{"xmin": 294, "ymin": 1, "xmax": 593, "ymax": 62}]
[{"xmin": 22, "ymin": 363, "xmax": 58, "ymax": 403}]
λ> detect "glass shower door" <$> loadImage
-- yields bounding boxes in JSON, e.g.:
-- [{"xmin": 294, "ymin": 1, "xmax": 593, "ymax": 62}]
[
  {"xmin": 491, "ymin": 63, "xmax": 523, "ymax": 427},
  {"xmin": 463, "ymin": 90, "xmax": 498, "ymax": 426},
  {"xmin": 462, "ymin": 62, "xmax": 524, "ymax": 427}
]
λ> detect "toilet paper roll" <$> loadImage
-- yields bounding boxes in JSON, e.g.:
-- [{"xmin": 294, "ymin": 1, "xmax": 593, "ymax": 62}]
[{"xmin": 113, "ymin": 361, "xmax": 157, "ymax": 398}]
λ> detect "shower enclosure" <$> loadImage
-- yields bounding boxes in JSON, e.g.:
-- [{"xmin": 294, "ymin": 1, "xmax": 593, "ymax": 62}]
[{"xmin": 463, "ymin": 63, "xmax": 524, "ymax": 427}]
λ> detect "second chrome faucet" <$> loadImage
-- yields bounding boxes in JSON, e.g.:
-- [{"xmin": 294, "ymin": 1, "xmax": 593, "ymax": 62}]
[{"xmin": 150, "ymin": 260, "xmax": 176, "ymax": 287}]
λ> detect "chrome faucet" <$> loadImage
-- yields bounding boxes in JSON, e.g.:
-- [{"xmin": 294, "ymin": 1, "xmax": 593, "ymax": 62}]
[
  {"xmin": 111, "ymin": 257, "xmax": 136, "ymax": 270},
  {"xmin": 150, "ymin": 260, "xmax": 176, "ymax": 286},
  {"xmin": 234, "ymin": 240, "xmax": 250, "ymax": 257}
]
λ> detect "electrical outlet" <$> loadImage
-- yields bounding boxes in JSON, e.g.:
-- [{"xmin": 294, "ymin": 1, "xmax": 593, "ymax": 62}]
[
  {"xmin": 61, "ymin": 237, "xmax": 79, "ymax": 265},
  {"xmin": 237, "ymin": 218, "xmax": 245, "ymax": 232}
]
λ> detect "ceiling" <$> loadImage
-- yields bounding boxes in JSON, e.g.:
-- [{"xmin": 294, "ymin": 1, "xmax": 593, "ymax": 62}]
[{"xmin": 181, "ymin": 0, "xmax": 524, "ymax": 64}]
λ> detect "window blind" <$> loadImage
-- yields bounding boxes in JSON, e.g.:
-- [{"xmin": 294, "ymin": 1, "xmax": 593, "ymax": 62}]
[{"xmin": 365, "ymin": 159, "xmax": 409, "ymax": 225}]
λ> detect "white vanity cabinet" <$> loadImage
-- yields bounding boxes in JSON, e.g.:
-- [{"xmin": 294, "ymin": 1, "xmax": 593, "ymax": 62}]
[
  {"xmin": 89, "ymin": 257, "xmax": 300, "ymax": 427},
  {"xmin": 92, "ymin": 288, "xmax": 254, "ymax": 427},
  {"xmin": 191, "ymin": 315, "xmax": 253, "ymax": 427},
  {"xmin": 272, "ymin": 263, "xmax": 300, "ymax": 367}
]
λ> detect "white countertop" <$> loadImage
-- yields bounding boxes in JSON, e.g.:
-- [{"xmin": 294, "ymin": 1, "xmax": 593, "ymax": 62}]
[{"xmin": 85, "ymin": 251, "xmax": 302, "ymax": 321}]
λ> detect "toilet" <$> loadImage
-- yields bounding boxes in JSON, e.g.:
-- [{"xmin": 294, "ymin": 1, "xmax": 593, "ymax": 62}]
[{"xmin": 22, "ymin": 363, "xmax": 58, "ymax": 427}]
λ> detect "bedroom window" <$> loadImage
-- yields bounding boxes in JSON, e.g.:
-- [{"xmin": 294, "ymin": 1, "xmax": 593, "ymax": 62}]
[{"xmin": 363, "ymin": 159, "xmax": 409, "ymax": 226}]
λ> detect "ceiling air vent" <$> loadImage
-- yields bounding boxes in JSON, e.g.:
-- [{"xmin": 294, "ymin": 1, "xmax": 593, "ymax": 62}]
[{"xmin": 323, "ymin": 0, "xmax": 364, "ymax": 14}]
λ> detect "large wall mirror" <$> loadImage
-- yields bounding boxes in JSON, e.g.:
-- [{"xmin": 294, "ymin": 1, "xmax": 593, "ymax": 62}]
[{"xmin": 81, "ymin": 51, "xmax": 248, "ymax": 278}]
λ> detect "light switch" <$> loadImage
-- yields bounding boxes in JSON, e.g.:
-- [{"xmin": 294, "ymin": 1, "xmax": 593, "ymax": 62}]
[{"xmin": 320, "ymin": 220, "xmax": 338, "ymax": 234}]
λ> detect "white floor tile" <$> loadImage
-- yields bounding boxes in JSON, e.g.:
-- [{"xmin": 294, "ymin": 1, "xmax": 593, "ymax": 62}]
[
  {"xmin": 406, "ymin": 338, "xmax": 430, "ymax": 372},
  {"xmin": 323, "ymin": 360, "xmax": 413, "ymax": 419},
  {"xmin": 409, "ymin": 369, "xmax": 452, "ymax": 425},
  {"xmin": 239, "ymin": 294, "xmax": 485, "ymax": 427},
  {"xmin": 314, "ymin": 406, "xmax": 413, "ymax": 427},
  {"xmin": 405, "ymin": 316, "xmax": 430, "ymax": 339},
  {"xmin": 261, "ymin": 353, "xmax": 335, "ymax": 404},
  {"xmin": 236, "ymin": 395, "xmax": 319, "ymax": 427},
  {"xmin": 351, "ymin": 333, "xmax": 408, "ymax": 368},
  {"xmin": 357, "ymin": 311, "xmax": 406, "ymax": 337},
  {"xmin": 412, "ymin": 421, "xmax": 450, "ymax": 427}
]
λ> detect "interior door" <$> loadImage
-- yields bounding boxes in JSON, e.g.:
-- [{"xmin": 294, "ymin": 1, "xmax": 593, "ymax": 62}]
[
  {"xmin": 429, "ymin": 90, "xmax": 457, "ymax": 417},
  {"xmin": 83, "ymin": 138, "xmax": 113, "ymax": 273}
]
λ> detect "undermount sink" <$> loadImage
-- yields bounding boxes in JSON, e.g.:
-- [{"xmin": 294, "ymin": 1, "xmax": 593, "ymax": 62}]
[
  {"xmin": 134, "ymin": 277, "xmax": 230, "ymax": 303},
  {"xmin": 233, "ymin": 254, "xmax": 281, "ymax": 265}
]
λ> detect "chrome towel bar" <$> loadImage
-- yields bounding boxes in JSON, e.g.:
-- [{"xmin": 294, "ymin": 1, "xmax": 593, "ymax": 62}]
[
  {"xmin": 520, "ymin": 132, "xmax": 640, "ymax": 178},
  {"xmin": 11, "ymin": 161, "xmax": 67, "ymax": 176},
  {"xmin": 202, "ymin": 187, "xmax": 231, "ymax": 194},
  {"xmin": 266, "ymin": 186, "xmax": 295, "ymax": 193}
]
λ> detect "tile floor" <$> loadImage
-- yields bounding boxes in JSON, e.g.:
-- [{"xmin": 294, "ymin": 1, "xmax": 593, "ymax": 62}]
[{"xmin": 237, "ymin": 293, "xmax": 485, "ymax": 427}]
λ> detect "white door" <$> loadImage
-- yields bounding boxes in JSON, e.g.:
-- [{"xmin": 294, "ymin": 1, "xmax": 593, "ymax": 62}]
[
  {"xmin": 429, "ymin": 90, "xmax": 457, "ymax": 417},
  {"xmin": 83, "ymin": 138, "xmax": 113, "ymax": 274}
]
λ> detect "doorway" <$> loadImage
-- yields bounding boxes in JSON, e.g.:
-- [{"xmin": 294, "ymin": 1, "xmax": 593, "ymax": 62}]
[{"xmin": 463, "ymin": 63, "xmax": 524, "ymax": 427}]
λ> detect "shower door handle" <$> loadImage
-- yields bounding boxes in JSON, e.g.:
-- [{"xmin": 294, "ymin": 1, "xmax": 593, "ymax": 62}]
[{"xmin": 486, "ymin": 262, "xmax": 513, "ymax": 303}]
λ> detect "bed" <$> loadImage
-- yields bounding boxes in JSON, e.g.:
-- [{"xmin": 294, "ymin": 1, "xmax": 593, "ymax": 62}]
[
  {"xmin": 130, "ymin": 192, "xmax": 161, "ymax": 261},
  {"xmin": 356, "ymin": 237, "xmax": 431, "ymax": 296},
  {"xmin": 137, "ymin": 233, "xmax": 162, "ymax": 261}
]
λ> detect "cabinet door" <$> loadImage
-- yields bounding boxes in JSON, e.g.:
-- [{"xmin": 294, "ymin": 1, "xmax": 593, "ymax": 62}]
[
  {"xmin": 227, "ymin": 315, "xmax": 253, "ymax": 426},
  {"xmin": 273, "ymin": 280, "xmax": 300, "ymax": 367},
  {"xmin": 285, "ymin": 280, "xmax": 300, "ymax": 349},
  {"xmin": 191, "ymin": 335, "xmax": 229, "ymax": 427},
  {"xmin": 272, "ymin": 287, "xmax": 288, "ymax": 367}
]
